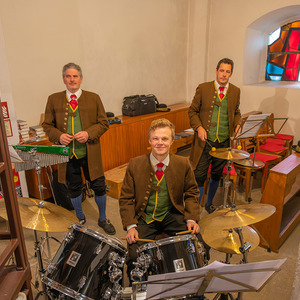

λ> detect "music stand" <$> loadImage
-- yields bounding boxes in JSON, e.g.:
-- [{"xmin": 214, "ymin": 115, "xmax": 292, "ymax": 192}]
[
  {"xmin": 133, "ymin": 258, "xmax": 286, "ymax": 300},
  {"xmin": 233, "ymin": 114, "xmax": 290, "ymax": 203}
]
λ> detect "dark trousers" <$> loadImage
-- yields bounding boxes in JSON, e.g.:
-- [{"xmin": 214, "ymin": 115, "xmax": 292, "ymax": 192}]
[
  {"xmin": 126, "ymin": 210, "xmax": 210, "ymax": 281},
  {"xmin": 127, "ymin": 210, "xmax": 187, "ymax": 278},
  {"xmin": 194, "ymin": 139, "xmax": 230, "ymax": 187},
  {"xmin": 66, "ymin": 156, "xmax": 106, "ymax": 198}
]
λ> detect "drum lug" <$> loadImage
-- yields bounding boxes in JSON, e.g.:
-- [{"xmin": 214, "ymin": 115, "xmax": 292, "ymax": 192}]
[
  {"xmin": 187, "ymin": 242, "xmax": 196, "ymax": 254},
  {"xmin": 64, "ymin": 231, "xmax": 74, "ymax": 243},
  {"xmin": 109, "ymin": 266, "xmax": 123, "ymax": 283},
  {"xmin": 78, "ymin": 275, "xmax": 87, "ymax": 289},
  {"xmin": 156, "ymin": 249, "xmax": 163, "ymax": 261},
  {"xmin": 137, "ymin": 253, "xmax": 152, "ymax": 269},
  {"xmin": 130, "ymin": 262, "xmax": 145, "ymax": 282},
  {"xmin": 108, "ymin": 251, "xmax": 125, "ymax": 268},
  {"xmin": 95, "ymin": 243, "xmax": 102, "ymax": 254},
  {"xmin": 46, "ymin": 263, "xmax": 56, "ymax": 273},
  {"xmin": 103, "ymin": 287, "xmax": 112, "ymax": 299}
]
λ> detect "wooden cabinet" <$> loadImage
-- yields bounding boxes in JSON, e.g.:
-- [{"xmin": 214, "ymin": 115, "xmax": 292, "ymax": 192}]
[
  {"xmin": 100, "ymin": 103, "xmax": 191, "ymax": 171},
  {"xmin": 254, "ymin": 153, "xmax": 300, "ymax": 252}
]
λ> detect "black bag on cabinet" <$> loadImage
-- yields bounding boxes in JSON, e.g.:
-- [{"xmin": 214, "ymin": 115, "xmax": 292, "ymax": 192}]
[{"xmin": 122, "ymin": 94, "xmax": 158, "ymax": 117}]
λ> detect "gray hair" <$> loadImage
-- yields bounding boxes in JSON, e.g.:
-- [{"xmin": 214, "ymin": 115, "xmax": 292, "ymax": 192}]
[{"xmin": 62, "ymin": 63, "xmax": 83, "ymax": 77}]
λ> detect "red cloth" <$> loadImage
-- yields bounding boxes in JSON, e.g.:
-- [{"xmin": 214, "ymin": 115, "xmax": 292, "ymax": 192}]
[
  {"xmin": 208, "ymin": 163, "xmax": 236, "ymax": 175},
  {"xmin": 260, "ymin": 142, "xmax": 286, "ymax": 152},
  {"xmin": 250, "ymin": 153, "xmax": 278, "ymax": 162},
  {"xmin": 156, "ymin": 162, "xmax": 164, "ymax": 180},
  {"xmin": 273, "ymin": 134, "xmax": 293, "ymax": 140},
  {"xmin": 70, "ymin": 94, "xmax": 78, "ymax": 109},
  {"xmin": 266, "ymin": 138, "xmax": 285, "ymax": 146}
]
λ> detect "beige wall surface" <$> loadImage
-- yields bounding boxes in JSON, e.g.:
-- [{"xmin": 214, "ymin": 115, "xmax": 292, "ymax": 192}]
[
  {"xmin": 0, "ymin": 0, "xmax": 300, "ymax": 143},
  {"xmin": 0, "ymin": 0, "xmax": 195, "ymax": 127}
]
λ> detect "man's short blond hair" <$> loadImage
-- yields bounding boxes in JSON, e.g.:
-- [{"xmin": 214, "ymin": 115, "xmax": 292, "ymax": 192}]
[{"xmin": 148, "ymin": 118, "xmax": 175, "ymax": 140}]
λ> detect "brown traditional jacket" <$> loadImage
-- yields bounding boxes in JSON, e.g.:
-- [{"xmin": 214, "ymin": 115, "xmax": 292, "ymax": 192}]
[
  {"xmin": 119, "ymin": 153, "xmax": 200, "ymax": 230},
  {"xmin": 188, "ymin": 81, "xmax": 241, "ymax": 169},
  {"xmin": 42, "ymin": 90, "xmax": 109, "ymax": 183}
]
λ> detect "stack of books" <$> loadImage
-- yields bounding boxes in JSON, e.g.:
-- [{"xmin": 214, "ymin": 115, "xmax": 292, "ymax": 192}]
[
  {"xmin": 29, "ymin": 125, "xmax": 46, "ymax": 139},
  {"xmin": 17, "ymin": 120, "xmax": 30, "ymax": 143}
]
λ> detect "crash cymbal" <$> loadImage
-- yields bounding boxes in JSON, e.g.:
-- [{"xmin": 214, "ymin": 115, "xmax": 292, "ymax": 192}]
[
  {"xmin": 234, "ymin": 158, "xmax": 265, "ymax": 168},
  {"xmin": 201, "ymin": 226, "xmax": 260, "ymax": 254},
  {"xmin": 209, "ymin": 148, "xmax": 250, "ymax": 161},
  {"xmin": 0, "ymin": 197, "xmax": 78, "ymax": 232},
  {"xmin": 199, "ymin": 203, "xmax": 276, "ymax": 230}
]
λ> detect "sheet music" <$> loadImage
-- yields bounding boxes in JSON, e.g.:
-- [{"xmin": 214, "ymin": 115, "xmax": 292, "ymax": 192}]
[
  {"xmin": 146, "ymin": 259, "xmax": 286, "ymax": 299},
  {"xmin": 236, "ymin": 113, "xmax": 271, "ymax": 139}
]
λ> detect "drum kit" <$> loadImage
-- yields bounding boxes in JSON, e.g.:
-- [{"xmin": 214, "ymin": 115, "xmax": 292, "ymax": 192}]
[{"xmin": 0, "ymin": 146, "xmax": 276, "ymax": 300}]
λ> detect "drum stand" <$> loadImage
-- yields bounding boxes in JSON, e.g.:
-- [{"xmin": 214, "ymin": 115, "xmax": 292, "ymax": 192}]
[
  {"xmin": 13, "ymin": 148, "xmax": 67, "ymax": 299},
  {"xmin": 214, "ymin": 227, "xmax": 252, "ymax": 300},
  {"xmin": 223, "ymin": 159, "xmax": 234, "ymax": 208}
]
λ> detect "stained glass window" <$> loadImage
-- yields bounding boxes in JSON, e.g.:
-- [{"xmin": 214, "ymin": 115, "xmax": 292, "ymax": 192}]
[{"xmin": 266, "ymin": 20, "xmax": 300, "ymax": 81}]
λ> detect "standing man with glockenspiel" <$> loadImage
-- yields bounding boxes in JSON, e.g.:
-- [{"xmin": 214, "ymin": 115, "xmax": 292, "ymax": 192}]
[{"xmin": 42, "ymin": 62, "xmax": 116, "ymax": 235}]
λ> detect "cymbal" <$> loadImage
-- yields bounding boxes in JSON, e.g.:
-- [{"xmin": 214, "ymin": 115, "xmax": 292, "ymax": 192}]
[
  {"xmin": 201, "ymin": 226, "xmax": 260, "ymax": 254},
  {"xmin": 234, "ymin": 158, "xmax": 265, "ymax": 169},
  {"xmin": 209, "ymin": 148, "xmax": 250, "ymax": 161},
  {"xmin": 0, "ymin": 197, "xmax": 78, "ymax": 232},
  {"xmin": 199, "ymin": 204, "xmax": 276, "ymax": 230}
]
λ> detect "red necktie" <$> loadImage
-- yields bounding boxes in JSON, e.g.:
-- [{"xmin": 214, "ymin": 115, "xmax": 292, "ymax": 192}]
[
  {"xmin": 70, "ymin": 94, "xmax": 78, "ymax": 109},
  {"xmin": 156, "ymin": 162, "xmax": 164, "ymax": 180},
  {"xmin": 219, "ymin": 86, "xmax": 225, "ymax": 100}
]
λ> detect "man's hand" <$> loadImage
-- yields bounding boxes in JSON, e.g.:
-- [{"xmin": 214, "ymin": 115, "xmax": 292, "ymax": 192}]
[
  {"xmin": 74, "ymin": 131, "xmax": 89, "ymax": 143},
  {"xmin": 187, "ymin": 221, "xmax": 200, "ymax": 234},
  {"xmin": 59, "ymin": 133, "xmax": 73, "ymax": 145},
  {"xmin": 126, "ymin": 227, "xmax": 139, "ymax": 244},
  {"xmin": 197, "ymin": 126, "xmax": 207, "ymax": 141}
]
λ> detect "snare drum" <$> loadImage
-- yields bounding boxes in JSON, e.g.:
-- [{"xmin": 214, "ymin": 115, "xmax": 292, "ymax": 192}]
[
  {"xmin": 133, "ymin": 234, "xmax": 205, "ymax": 281},
  {"xmin": 42, "ymin": 224, "xmax": 127, "ymax": 300}
]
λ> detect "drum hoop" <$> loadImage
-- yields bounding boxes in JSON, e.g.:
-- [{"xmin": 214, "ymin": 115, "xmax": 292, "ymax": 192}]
[
  {"xmin": 71, "ymin": 223, "xmax": 127, "ymax": 253},
  {"xmin": 139, "ymin": 234, "xmax": 195, "ymax": 251}
]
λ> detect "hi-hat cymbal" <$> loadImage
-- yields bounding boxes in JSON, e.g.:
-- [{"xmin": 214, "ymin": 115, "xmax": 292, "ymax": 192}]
[
  {"xmin": 201, "ymin": 226, "xmax": 260, "ymax": 254},
  {"xmin": 0, "ymin": 197, "xmax": 78, "ymax": 232},
  {"xmin": 209, "ymin": 148, "xmax": 250, "ymax": 161},
  {"xmin": 234, "ymin": 158, "xmax": 265, "ymax": 169},
  {"xmin": 199, "ymin": 204, "xmax": 276, "ymax": 230}
]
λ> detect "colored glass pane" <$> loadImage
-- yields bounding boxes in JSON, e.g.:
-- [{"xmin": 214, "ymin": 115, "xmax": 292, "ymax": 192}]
[{"xmin": 266, "ymin": 20, "xmax": 300, "ymax": 81}]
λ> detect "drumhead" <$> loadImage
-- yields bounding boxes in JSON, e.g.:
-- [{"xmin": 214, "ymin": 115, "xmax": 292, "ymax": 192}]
[
  {"xmin": 71, "ymin": 223, "xmax": 127, "ymax": 253},
  {"xmin": 138, "ymin": 234, "xmax": 195, "ymax": 252}
]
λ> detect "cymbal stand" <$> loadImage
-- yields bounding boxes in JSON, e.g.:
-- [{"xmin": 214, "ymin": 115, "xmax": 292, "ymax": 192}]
[
  {"xmin": 223, "ymin": 159, "xmax": 233, "ymax": 208},
  {"xmin": 214, "ymin": 227, "xmax": 253, "ymax": 300},
  {"xmin": 246, "ymin": 138, "xmax": 258, "ymax": 203}
]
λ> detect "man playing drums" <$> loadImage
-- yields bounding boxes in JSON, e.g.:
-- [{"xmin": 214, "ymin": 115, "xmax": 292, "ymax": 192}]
[{"xmin": 119, "ymin": 118, "xmax": 201, "ymax": 279}]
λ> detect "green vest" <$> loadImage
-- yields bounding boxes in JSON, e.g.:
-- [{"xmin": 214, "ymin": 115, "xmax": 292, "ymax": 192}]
[
  {"xmin": 67, "ymin": 105, "xmax": 87, "ymax": 159},
  {"xmin": 144, "ymin": 175, "xmax": 173, "ymax": 224},
  {"xmin": 207, "ymin": 93, "xmax": 229, "ymax": 142}
]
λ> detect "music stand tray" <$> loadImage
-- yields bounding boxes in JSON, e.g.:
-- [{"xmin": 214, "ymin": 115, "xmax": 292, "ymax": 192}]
[{"xmin": 135, "ymin": 259, "xmax": 286, "ymax": 299}]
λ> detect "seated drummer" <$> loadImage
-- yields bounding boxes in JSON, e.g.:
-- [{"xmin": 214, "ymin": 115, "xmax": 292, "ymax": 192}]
[{"xmin": 119, "ymin": 118, "xmax": 201, "ymax": 279}]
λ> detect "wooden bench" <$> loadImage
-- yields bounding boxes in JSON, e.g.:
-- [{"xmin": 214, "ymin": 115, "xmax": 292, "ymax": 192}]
[{"xmin": 105, "ymin": 163, "xmax": 128, "ymax": 199}]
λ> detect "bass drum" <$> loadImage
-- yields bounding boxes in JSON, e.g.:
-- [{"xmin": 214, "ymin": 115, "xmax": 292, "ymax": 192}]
[{"xmin": 42, "ymin": 224, "xmax": 127, "ymax": 300}]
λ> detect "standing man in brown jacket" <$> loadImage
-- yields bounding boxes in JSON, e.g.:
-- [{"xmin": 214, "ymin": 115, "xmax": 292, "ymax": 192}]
[
  {"xmin": 42, "ymin": 62, "xmax": 116, "ymax": 235},
  {"xmin": 189, "ymin": 58, "xmax": 241, "ymax": 214},
  {"xmin": 119, "ymin": 118, "xmax": 200, "ymax": 279}
]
